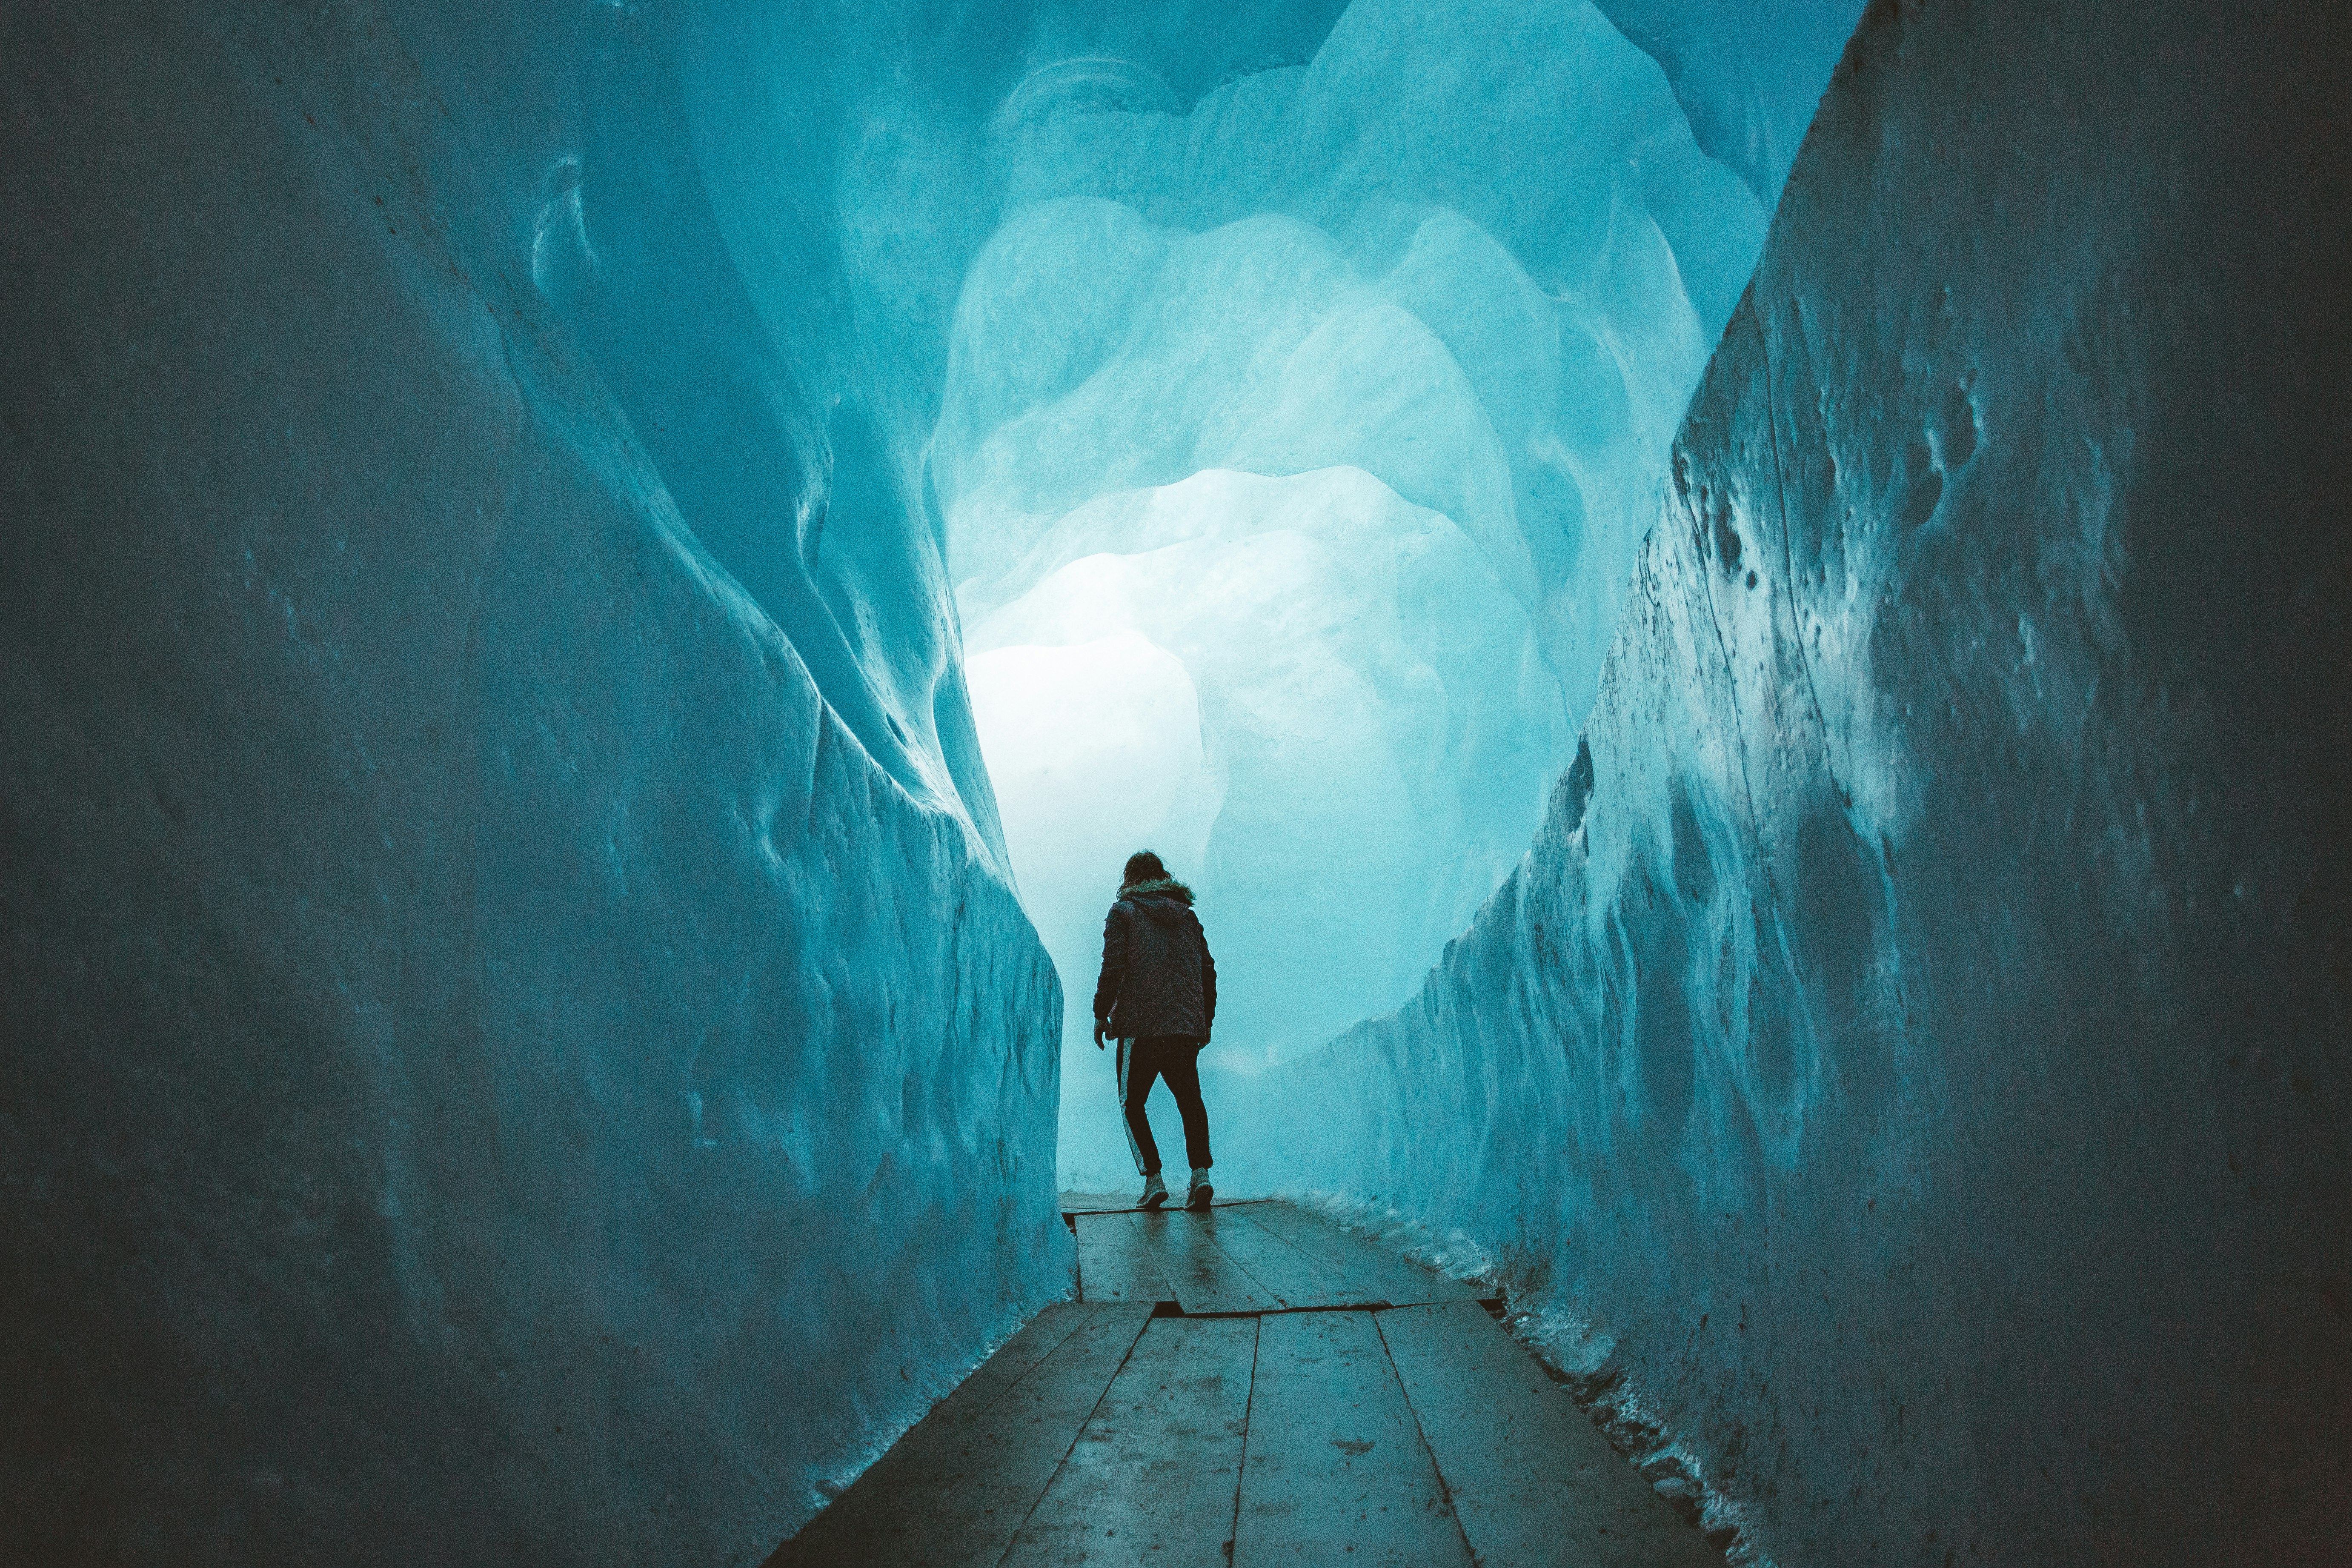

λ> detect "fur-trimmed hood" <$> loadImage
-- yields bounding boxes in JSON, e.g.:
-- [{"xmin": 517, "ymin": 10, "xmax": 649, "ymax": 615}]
[
  {"xmin": 1096, "ymin": 877, "xmax": 1216, "ymax": 1042},
  {"xmin": 1116, "ymin": 877, "xmax": 1195, "ymax": 906}
]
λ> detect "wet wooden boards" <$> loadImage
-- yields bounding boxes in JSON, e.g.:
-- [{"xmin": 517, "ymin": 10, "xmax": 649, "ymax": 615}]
[
  {"xmin": 774, "ymin": 1203, "xmax": 1723, "ymax": 1568},
  {"xmin": 1239, "ymin": 1201, "xmax": 1485, "ymax": 1308},
  {"xmin": 1071, "ymin": 1211, "xmax": 1178, "ymax": 1305},
  {"xmin": 1379, "ymin": 1301, "xmax": 1725, "ymax": 1568},
  {"xmin": 1071, "ymin": 1204, "xmax": 1476, "ymax": 1314},
  {"xmin": 1126, "ymin": 1209, "xmax": 1279, "ymax": 1313},
  {"xmin": 1232, "ymin": 1310, "xmax": 1473, "ymax": 1565},
  {"xmin": 768, "ymin": 1303, "xmax": 1152, "ymax": 1568},
  {"xmin": 1000, "ymin": 1316, "xmax": 1258, "ymax": 1566}
]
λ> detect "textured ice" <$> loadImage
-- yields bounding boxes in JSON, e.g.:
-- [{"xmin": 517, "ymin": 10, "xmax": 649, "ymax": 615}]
[
  {"xmin": 943, "ymin": 8, "xmax": 1741, "ymax": 696},
  {"xmin": 0, "ymin": 3, "xmax": 1066, "ymax": 1562},
  {"xmin": 50, "ymin": 5, "xmax": 2349, "ymax": 1568},
  {"xmin": 1221, "ymin": 2, "xmax": 2352, "ymax": 1564},
  {"xmin": 966, "ymin": 467, "xmax": 1563, "ymax": 1179},
  {"xmin": 933, "ymin": 0, "xmax": 1771, "ymax": 1183},
  {"xmin": 1589, "ymin": 0, "xmax": 1868, "ymax": 203}
]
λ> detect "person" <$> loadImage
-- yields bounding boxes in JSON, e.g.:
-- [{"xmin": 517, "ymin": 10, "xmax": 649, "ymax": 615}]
[{"xmin": 1092, "ymin": 850, "xmax": 1218, "ymax": 1211}]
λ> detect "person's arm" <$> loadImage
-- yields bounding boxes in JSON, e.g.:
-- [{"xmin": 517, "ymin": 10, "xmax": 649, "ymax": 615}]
[
  {"xmin": 1092, "ymin": 903, "xmax": 1129, "ymax": 1047},
  {"xmin": 1198, "ymin": 918, "xmax": 1216, "ymax": 1043}
]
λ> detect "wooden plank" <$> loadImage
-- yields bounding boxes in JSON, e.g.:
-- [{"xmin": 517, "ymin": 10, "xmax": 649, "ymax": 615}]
[
  {"xmin": 769, "ymin": 1303, "xmax": 1152, "ymax": 1567},
  {"xmin": 1129, "ymin": 1208, "xmax": 1278, "ymax": 1315},
  {"xmin": 1063, "ymin": 1190, "xmax": 1246, "ymax": 1215},
  {"xmin": 1232, "ymin": 1311, "xmax": 1473, "ymax": 1566},
  {"xmin": 779, "ymin": 1299, "xmax": 1094, "ymax": 1527},
  {"xmin": 916, "ymin": 1301, "xmax": 1098, "ymax": 1430},
  {"xmin": 1243, "ymin": 1201, "xmax": 1484, "ymax": 1307},
  {"xmin": 1059, "ymin": 1190, "xmax": 1143, "ymax": 1213},
  {"xmin": 1000, "ymin": 1316, "xmax": 1258, "ymax": 1566},
  {"xmin": 1073, "ymin": 1212, "xmax": 1177, "ymax": 1304},
  {"xmin": 1377, "ymin": 1302, "xmax": 1722, "ymax": 1568},
  {"xmin": 1197, "ymin": 1206, "xmax": 1382, "ymax": 1309}
]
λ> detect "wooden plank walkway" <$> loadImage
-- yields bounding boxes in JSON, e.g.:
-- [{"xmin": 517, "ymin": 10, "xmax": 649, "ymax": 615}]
[
  {"xmin": 771, "ymin": 1302, "xmax": 1153, "ymax": 1567},
  {"xmin": 1001, "ymin": 1316, "xmax": 1256, "ymax": 1565},
  {"xmin": 769, "ymin": 1200, "xmax": 1720, "ymax": 1568},
  {"xmin": 1127, "ymin": 1209, "xmax": 1279, "ymax": 1314},
  {"xmin": 1379, "ymin": 1302, "xmax": 1723, "ymax": 1568},
  {"xmin": 1235, "ymin": 1309, "xmax": 1471, "ymax": 1565},
  {"xmin": 1240, "ymin": 1199, "xmax": 1486, "ymax": 1308},
  {"xmin": 1071, "ymin": 1210, "xmax": 1177, "ymax": 1305}
]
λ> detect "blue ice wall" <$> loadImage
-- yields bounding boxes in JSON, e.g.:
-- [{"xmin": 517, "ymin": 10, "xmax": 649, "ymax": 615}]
[
  {"xmin": 1229, "ymin": 0, "xmax": 2352, "ymax": 1562},
  {"xmin": 637, "ymin": 0, "xmax": 1866, "ymax": 1193},
  {"xmin": 1590, "ymin": 0, "xmax": 1863, "ymax": 204},
  {"xmin": 0, "ymin": 0, "xmax": 1067, "ymax": 1560},
  {"xmin": 909, "ymin": 0, "xmax": 1865, "ymax": 1188}
]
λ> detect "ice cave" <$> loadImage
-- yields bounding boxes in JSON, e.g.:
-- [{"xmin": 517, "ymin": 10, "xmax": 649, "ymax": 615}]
[{"xmin": 2, "ymin": 0, "xmax": 2345, "ymax": 1565}]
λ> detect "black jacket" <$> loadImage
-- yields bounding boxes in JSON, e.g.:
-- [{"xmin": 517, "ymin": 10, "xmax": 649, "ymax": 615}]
[{"xmin": 1092, "ymin": 879, "xmax": 1217, "ymax": 1042}]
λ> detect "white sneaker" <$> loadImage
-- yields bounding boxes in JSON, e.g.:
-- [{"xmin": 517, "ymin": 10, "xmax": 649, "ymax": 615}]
[
  {"xmin": 1185, "ymin": 1169, "xmax": 1213, "ymax": 1210},
  {"xmin": 1138, "ymin": 1172, "xmax": 1169, "ymax": 1210}
]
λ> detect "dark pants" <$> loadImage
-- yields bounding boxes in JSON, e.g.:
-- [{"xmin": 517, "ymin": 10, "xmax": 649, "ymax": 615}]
[{"xmin": 1117, "ymin": 1034, "xmax": 1211, "ymax": 1176}]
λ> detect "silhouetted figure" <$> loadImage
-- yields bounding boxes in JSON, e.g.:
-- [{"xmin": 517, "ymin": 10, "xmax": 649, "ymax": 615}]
[{"xmin": 1092, "ymin": 850, "xmax": 1219, "ymax": 1210}]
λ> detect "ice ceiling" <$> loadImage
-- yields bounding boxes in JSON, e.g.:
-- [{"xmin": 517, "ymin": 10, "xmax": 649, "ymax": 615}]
[
  {"xmin": 918, "ymin": 0, "xmax": 1777, "ymax": 1183},
  {"xmin": 524, "ymin": 0, "xmax": 1859, "ymax": 1189}
]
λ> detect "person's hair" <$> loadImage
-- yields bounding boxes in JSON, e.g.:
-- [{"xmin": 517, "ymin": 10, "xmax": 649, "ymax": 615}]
[{"xmin": 1122, "ymin": 850, "xmax": 1169, "ymax": 888}]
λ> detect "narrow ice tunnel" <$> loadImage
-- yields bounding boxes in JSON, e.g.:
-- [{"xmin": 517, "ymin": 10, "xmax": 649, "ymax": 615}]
[
  {"xmin": 931, "ymin": 0, "xmax": 1792, "ymax": 1184},
  {"xmin": 2, "ymin": 3, "xmax": 2346, "ymax": 1568}
]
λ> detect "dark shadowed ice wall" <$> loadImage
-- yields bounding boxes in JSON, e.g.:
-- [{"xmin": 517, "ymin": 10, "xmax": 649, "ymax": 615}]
[
  {"xmin": 1241, "ymin": 1, "xmax": 2351, "ymax": 1562},
  {"xmin": 0, "ymin": 2, "xmax": 1067, "ymax": 1562}
]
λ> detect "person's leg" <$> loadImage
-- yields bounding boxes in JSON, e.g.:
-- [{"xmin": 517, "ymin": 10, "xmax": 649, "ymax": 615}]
[
  {"xmin": 1116, "ymin": 1036, "xmax": 1164, "ymax": 1176},
  {"xmin": 1162, "ymin": 1041, "xmax": 1212, "ymax": 1172}
]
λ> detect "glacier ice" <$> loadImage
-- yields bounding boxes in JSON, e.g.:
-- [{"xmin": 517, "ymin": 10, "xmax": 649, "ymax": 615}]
[
  {"xmin": 1589, "ymin": 0, "xmax": 1870, "ymax": 203},
  {"xmin": 967, "ymin": 466, "xmax": 1565, "ymax": 1179},
  {"xmin": 1218, "ymin": 1, "xmax": 2352, "ymax": 1565},
  {"xmin": 929, "ymin": 0, "xmax": 1774, "ymax": 1182},
  {"xmin": 1, "ymin": 0, "xmax": 1844, "ymax": 1556},
  {"xmin": 0, "ymin": 0, "xmax": 1851, "ymax": 1556},
  {"xmin": 0, "ymin": 2, "xmax": 1069, "ymax": 1562},
  {"xmin": 26, "ymin": 1, "xmax": 2345, "ymax": 1567}
]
